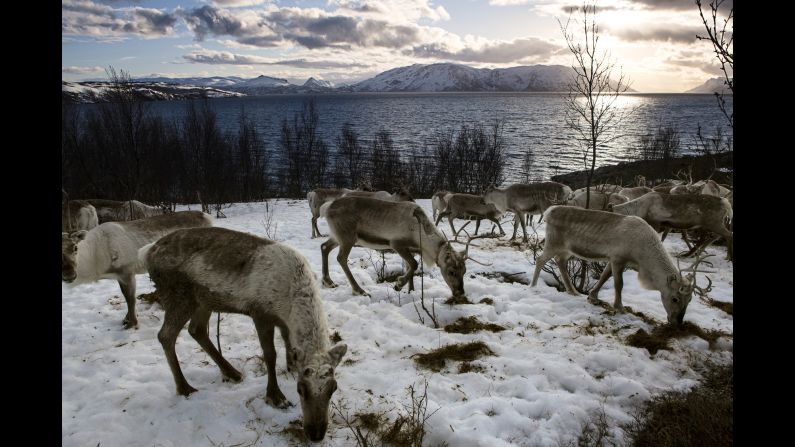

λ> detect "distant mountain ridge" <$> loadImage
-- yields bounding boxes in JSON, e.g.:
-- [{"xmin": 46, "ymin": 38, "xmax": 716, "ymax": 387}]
[
  {"xmin": 63, "ymin": 63, "xmax": 641, "ymax": 103},
  {"xmin": 685, "ymin": 77, "xmax": 732, "ymax": 94}
]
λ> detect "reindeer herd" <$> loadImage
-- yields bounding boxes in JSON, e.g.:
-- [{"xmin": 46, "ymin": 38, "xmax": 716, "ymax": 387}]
[{"xmin": 61, "ymin": 176, "xmax": 732, "ymax": 442}]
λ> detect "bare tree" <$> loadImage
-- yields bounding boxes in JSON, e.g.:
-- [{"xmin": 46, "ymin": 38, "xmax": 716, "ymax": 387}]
[
  {"xmin": 696, "ymin": 0, "xmax": 733, "ymax": 128},
  {"xmin": 560, "ymin": 3, "xmax": 635, "ymax": 209}
]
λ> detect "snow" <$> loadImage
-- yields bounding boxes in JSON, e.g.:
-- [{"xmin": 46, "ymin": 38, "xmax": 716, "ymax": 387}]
[
  {"xmin": 685, "ymin": 77, "xmax": 732, "ymax": 94},
  {"xmin": 62, "ymin": 199, "xmax": 733, "ymax": 446}
]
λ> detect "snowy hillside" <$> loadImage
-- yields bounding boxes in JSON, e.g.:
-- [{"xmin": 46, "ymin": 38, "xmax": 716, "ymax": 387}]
[
  {"xmin": 352, "ymin": 63, "xmax": 580, "ymax": 92},
  {"xmin": 135, "ymin": 76, "xmax": 247, "ymax": 87},
  {"xmin": 303, "ymin": 77, "xmax": 334, "ymax": 89},
  {"xmin": 685, "ymin": 77, "xmax": 732, "ymax": 94},
  {"xmin": 62, "ymin": 199, "xmax": 732, "ymax": 446},
  {"xmin": 62, "ymin": 81, "xmax": 244, "ymax": 103}
]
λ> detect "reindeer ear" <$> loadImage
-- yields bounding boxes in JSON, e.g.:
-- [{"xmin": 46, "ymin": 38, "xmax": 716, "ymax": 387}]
[
  {"xmin": 70, "ymin": 230, "xmax": 88, "ymax": 241},
  {"xmin": 328, "ymin": 344, "xmax": 347, "ymax": 368}
]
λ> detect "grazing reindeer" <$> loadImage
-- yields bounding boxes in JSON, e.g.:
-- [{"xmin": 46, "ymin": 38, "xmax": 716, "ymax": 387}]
[
  {"xmin": 61, "ymin": 211, "xmax": 212, "ymax": 328},
  {"xmin": 483, "ymin": 182, "xmax": 572, "ymax": 242},
  {"xmin": 307, "ymin": 188, "xmax": 354, "ymax": 238},
  {"xmin": 609, "ymin": 192, "xmax": 733, "ymax": 261},
  {"xmin": 62, "ymin": 200, "xmax": 99, "ymax": 232},
  {"xmin": 567, "ymin": 190, "xmax": 629, "ymax": 210},
  {"xmin": 531, "ymin": 206, "xmax": 700, "ymax": 326},
  {"xmin": 435, "ymin": 193, "xmax": 506, "ymax": 237},
  {"xmin": 618, "ymin": 186, "xmax": 652, "ymax": 201},
  {"xmin": 344, "ymin": 187, "xmax": 414, "ymax": 202},
  {"xmin": 431, "ymin": 190, "xmax": 450, "ymax": 221},
  {"xmin": 320, "ymin": 196, "xmax": 485, "ymax": 297},
  {"xmin": 85, "ymin": 199, "xmax": 166, "ymax": 224},
  {"xmin": 140, "ymin": 227, "xmax": 346, "ymax": 442}
]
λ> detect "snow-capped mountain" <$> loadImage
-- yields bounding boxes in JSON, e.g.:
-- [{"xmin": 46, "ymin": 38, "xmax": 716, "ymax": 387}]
[
  {"xmin": 303, "ymin": 77, "xmax": 334, "ymax": 89},
  {"xmin": 61, "ymin": 81, "xmax": 244, "ymax": 103},
  {"xmin": 351, "ymin": 63, "xmax": 581, "ymax": 92},
  {"xmin": 134, "ymin": 76, "xmax": 247, "ymax": 87},
  {"xmin": 685, "ymin": 77, "xmax": 732, "ymax": 94}
]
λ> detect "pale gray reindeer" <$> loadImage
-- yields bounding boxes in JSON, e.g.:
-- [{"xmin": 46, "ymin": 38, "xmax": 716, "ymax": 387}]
[
  {"xmin": 431, "ymin": 190, "xmax": 451, "ymax": 221},
  {"xmin": 307, "ymin": 187, "xmax": 414, "ymax": 238},
  {"xmin": 307, "ymin": 188, "xmax": 355, "ymax": 238},
  {"xmin": 618, "ymin": 186, "xmax": 652, "ymax": 201},
  {"xmin": 436, "ymin": 193, "xmax": 506, "ymax": 238},
  {"xmin": 483, "ymin": 182, "xmax": 572, "ymax": 242},
  {"xmin": 61, "ymin": 211, "xmax": 212, "ymax": 328},
  {"xmin": 567, "ymin": 190, "xmax": 629, "ymax": 210},
  {"xmin": 140, "ymin": 227, "xmax": 346, "ymax": 443},
  {"xmin": 62, "ymin": 200, "xmax": 99, "ymax": 232},
  {"xmin": 320, "ymin": 196, "xmax": 487, "ymax": 297},
  {"xmin": 85, "ymin": 199, "xmax": 167, "ymax": 224},
  {"xmin": 531, "ymin": 206, "xmax": 709, "ymax": 326},
  {"xmin": 609, "ymin": 192, "xmax": 733, "ymax": 261}
]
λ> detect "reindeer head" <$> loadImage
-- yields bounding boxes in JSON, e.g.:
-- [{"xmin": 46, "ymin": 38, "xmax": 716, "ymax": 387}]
[
  {"xmin": 437, "ymin": 227, "xmax": 492, "ymax": 298},
  {"xmin": 292, "ymin": 344, "xmax": 347, "ymax": 442},
  {"xmin": 662, "ymin": 273, "xmax": 694, "ymax": 326},
  {"xmin": 663, "ymin": 253, "xmax": 715, "ymax": 325},
  {"xmin": 61, "ymin": 231, "xmax": 87, "ymax": 283}
]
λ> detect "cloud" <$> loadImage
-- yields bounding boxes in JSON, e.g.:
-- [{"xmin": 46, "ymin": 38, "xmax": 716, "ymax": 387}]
[
  {"xmin": 331, "ymin": 1, "xmax": 450, "ymax": 22},
  {"xmin": 182, "ymin": 50, "xmax": 370, "ymax": 69},
  {"xmin": 627, "ymin": 0, "xmax": 733, "ymax": 11},
  {"xmin": 210, "ymin": 0, "xmax": 268, "ymax": 7},
  {"xmin": 609, "ymin": 25, "xmax": 703, "ymax": 43},
  {"xmin": 410, "ymin": 37, "xmax": 560, "ymax": 63},
  {"xmin": 665, "ymin": 58, "xmax": 724, "ymax": 76},
  {"xmin": 62, "ymin": 65, "xmax": 106, "ymax": 74},
  {"xmin": 488, "ymin": 0, "xmax": 532, "ymax": 5},
  {"xmin": 62, "ymin": 0, "xmax": 177, "ymax": 38}
]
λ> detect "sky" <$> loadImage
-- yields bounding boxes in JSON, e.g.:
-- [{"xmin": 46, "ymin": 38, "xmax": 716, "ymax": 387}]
[{"xmin": 62, "ymin": 0, "xmax": 733, "ymax": 92}]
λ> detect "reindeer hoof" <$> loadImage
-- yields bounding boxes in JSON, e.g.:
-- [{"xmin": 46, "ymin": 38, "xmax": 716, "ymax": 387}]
[
  {"xmin": 614, "ymin": 306, "xmax": 625, "ymax": 313},
  {"xmin": 222, "ymin": 369, "xmax": 243, "ymax": 383},
  {"xmin": 266, "ymin": 392, "xmax": 292, "ymax": 409},
  {"xmin": 177, "ymin": 384, "xmax": 198, "ymax": 396},
  {"xmin": 587, "ymin": 295, "xmax": 600, "ymax": 305},
  {"xmin": 353, "ymin": 288, "xmax": 371, "ymax": 297},
  {"xmin": 322, "ymin": 279, "xmax": 338, "ymax": 288},
  {"xmin": 122, "ymin": 317, "xmax": 138, "ymax": 329}
]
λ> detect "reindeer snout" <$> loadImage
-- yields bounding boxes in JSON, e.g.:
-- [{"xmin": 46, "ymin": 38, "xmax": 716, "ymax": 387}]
[
  {"xmin": 62, "ymin": 272, "xmax": 77, "ymax": 283},
  {"xmin": 304, "ymin": 424, "xmax": 327, "ymax": 442}
]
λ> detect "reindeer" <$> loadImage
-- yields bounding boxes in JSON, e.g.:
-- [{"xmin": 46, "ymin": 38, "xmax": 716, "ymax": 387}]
[
  {"xmin": 569, "ymin": 183, "xmax": 624, "ymax": 197},
  {"xmin": 609, "ymin": 192, "xmax": 733, "ymax": 261},
  {"xmin": 320, "ymin": 196, "xmax": 487, "ymax": 297},
  {"xmin": 344, "ymin": 187, "xmax": 414, "ymax": 202},
  {"xmin": 61, "ymin": 211, "xmax": 212, "ymax": 328},
  {"xmin": 651, "ymin": 180, "xmax": 684, "ymax": 194},
  {"xmin": 85, "ymin": 199, "xmax": 166, "ymax": 224},
  {"xmin": 567, "ymin": 190, "xmax": 629, "ymax": 210},
  {"xmin": 307, "ymin": 188, "xmax": 354, "ymax": 238},
  {"xmin": 484, "ymin": 182, "xmax": 572, "ymax": 242},
  {"xmin": 431, "ymin": 190, "xmax": 450, "ymax": 221},
  {"xmin": 435, "ymin": 193, "xmax": 506, "ymax": 238},
  {"xmin": 618, "ymin": 186, "xmax": 652, "ymax": 201},
  {"xmin": 531, "ymin": 206, "xmax": 710, "ymax": 326},
  {"xmin": 140, "ymin": 227, "xmax": 346, "ymax": 442},
  {"xmin": 62, "ymin": 200, "xmax": 99, "ymax": 232}
]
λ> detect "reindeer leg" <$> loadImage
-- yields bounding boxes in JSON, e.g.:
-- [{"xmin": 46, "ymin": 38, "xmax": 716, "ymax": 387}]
[
  {"xmin": 254, "ymin": 318, "xmax": 291, "ymax": 409},
  {"xmin": 311, "ymin": 216, "xmax": 319, "ymax": 238},
  {"xmin": 588, "ymin": 263, "xmax": 613, "ymax": 304},
  {"xmin": 337, "ymin": 242, "xmax": 370, "ymax": 297},
  {"xmin": 118, "ymin": 273, "xmax": 138, "ymax": 329},
  {"xmin": 321, "ymin": 238, "xmax": 340, "ymax": 288},
  {"xmin": 531, "ymin": 251, "xmax": 554, "ymax": 287},
  {"xmin": 660, "ymin": 227, "xmax": 671, "ymax": 242},
  {"xmin": 511, "ymin": 213, "xmax": 520, "ymax": 241},
  {"xmin": 556, "ymin": 255, "xmax": 580, "ymax": 296},
  {"xmin": 158, "ymin": 302, "xmax": 196, "ymax": 396},
  {"xmin": 519, "ymin": 211, "xmax": 529, "ymax": 243},
  {"xmin": 188, "ymin": 307, "xmax": 242, "ymax": 382},
  {"xmin": 474, "ymin": 218, "xmax": 481, "ymax": 236},
  {"xmin": 448, "ymin": 215, "xmax": 457, "ymax": 239},
  {"xmin": 278, "ymin": 325, "xmax": 294, "ymax": 373},
  {"xmin": 391, "ymin": 243, "xmax": 418, "ymax": 292},
  {"xmin": 488, "ymin": 217, "xmax": 505, "ymax": 236},
  {"xmin": 610, "ymin": 261, "xmax": 626, "ymax": 312}
]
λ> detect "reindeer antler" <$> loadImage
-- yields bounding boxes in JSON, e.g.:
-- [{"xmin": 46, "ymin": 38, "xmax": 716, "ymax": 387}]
[
  {"xmin": 694, "ymin": 275, "xmax": 714, "ymax": 298},
  {"xmin": 461, "ymin": 230, "xmax": 493, "ymax": 266},
  {"xmin": 681, "ymin": 252, "xmax": 717, "ymax": 274}
]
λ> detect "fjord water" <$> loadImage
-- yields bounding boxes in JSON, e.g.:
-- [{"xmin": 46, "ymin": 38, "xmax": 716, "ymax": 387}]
[{"xmin": 79, "ymin": 92, "xmax": 732, "ymax": 182}]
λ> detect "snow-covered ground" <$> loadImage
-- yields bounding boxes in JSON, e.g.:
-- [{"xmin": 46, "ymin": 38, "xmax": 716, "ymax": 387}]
[{"xmin": 62, "ymin": 199, "xmax": 733, "ymax": 447}]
